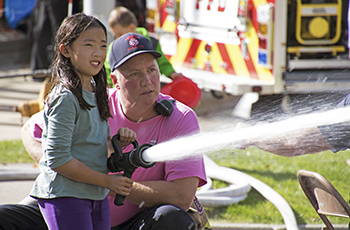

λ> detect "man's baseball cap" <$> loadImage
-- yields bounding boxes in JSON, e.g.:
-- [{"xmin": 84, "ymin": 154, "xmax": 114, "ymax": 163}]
[{"xmin": 109, "ymin": 33, "xmax": 162, "ymax": 71}]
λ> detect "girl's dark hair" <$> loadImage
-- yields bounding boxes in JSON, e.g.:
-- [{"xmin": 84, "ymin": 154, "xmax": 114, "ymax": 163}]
[{"xmin": 49, "ymin": 13, "xmax": 111, "ymax": 121}]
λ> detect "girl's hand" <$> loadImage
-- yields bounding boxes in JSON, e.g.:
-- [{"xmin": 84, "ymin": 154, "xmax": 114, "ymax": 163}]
[
  {"xmin": 116, "ymin": 127, "xmax": 136, "ymax": 148},
  {"xmin": 107, "ymin": 174, "xmax": 133, "ymax": 196}
]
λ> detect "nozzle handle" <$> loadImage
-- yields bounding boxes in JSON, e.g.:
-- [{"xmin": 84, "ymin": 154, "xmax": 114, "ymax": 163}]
[
  {"xmin": 114, "ymin": 194, "xmax": 126, "ymax": 206},
  {"xmin": 114, "ymin": 157, "xmax": 135, "ymax": 206},
  {"xmin": 112, "ymin": 134, "xmax": 138, "ymax": 156},
  {"xmin": 114, "ymin": 167, "xmax": 134, "ymax": 206}
]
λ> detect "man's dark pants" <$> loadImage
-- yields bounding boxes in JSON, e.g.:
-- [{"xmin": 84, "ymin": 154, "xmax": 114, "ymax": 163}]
[{"xmin": 0, "ymin": 203, "xmax": 195, "ymax": 230}]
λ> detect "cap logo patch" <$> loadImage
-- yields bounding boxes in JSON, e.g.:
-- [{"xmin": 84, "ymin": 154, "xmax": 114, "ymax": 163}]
[
  {"xmin": 129, "ymin": 38, "xmax": 139, "ymax": 47},
  {"xmin": 126, "ymin": 35, "xmax": 144, "ymax": 50},
  {"xmin": 110, "ymin": 32, "xmax": 161, "ymax": 70}
]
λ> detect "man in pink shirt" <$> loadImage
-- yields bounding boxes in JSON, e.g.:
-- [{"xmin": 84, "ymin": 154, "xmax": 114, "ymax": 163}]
[
  {"xmin": 107, "ymin": 32, "xmax": 207, "ymax": 228},
  {"xmin": 0, "ymin": 33, "xmax": 206, "ymax": 230}
]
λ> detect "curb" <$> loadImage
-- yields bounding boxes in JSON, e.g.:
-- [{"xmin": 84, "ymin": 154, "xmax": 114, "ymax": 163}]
[
  {"xmin": 0, "ymin": 169, "xmax": 39, "ymax": 181},
  {"xmin": 0, "ymin": 163, "xmax": 39, "ymax": 181}
]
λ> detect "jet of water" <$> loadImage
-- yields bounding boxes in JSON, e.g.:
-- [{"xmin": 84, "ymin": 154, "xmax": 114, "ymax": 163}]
[{"xmin": 142, "ymin": 107, "xmax": 350, "ymax": 162}]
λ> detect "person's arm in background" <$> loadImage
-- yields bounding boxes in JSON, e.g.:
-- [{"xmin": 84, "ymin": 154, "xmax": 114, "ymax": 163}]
[
  {"xmin": 241, "ymin": 126, "xmax": 334, "ymax": 156},
  {"xmin": 125, "ymin": 177, "xmax": 199, "ymax": 210},
  {"xmin": 168, "ymin": 72, "xmax": 183, "ymax": 81},
  {"xmin": 241, "ymin": 93, "xmax": 350, "ymax": 156}
]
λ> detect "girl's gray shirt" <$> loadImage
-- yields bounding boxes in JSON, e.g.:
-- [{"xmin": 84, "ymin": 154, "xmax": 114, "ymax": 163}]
[{"xmin": 30, "ymin": 85, "xmax": 110, "ymax": 200}]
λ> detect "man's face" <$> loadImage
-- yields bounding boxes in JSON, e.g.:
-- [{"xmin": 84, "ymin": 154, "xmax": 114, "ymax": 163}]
[{"xmin": 116, "ymin": 53, "xmax": 160, "ymax": 112}]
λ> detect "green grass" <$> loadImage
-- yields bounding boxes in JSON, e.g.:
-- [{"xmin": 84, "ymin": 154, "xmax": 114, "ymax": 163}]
[
  {"xmin": 1, "ymin": 140, "xmax": 349, "ymax": 225},
  {"xmin": 206, "ymin": 148, "xmax": 350, "ymax": 225},
  {"xmin": 0, "ymin": 140, "xmax": 35, "ymax": 163}
]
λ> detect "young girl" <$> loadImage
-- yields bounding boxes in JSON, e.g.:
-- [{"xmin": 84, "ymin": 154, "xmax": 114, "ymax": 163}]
[{"xmin": 30, "ymin": 13, "xmax": 135, "ymax": 230}]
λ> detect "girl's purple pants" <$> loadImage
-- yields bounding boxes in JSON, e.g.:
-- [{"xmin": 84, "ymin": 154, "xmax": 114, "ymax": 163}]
[{"xmin": 38, "ymin": 197, "xmax": 110, "ymax": 230}]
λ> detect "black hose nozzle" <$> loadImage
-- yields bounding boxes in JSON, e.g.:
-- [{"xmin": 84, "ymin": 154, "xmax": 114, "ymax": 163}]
[{"xmin": 107, "ymin": 134, "xmax": 155, "ymax": 206}]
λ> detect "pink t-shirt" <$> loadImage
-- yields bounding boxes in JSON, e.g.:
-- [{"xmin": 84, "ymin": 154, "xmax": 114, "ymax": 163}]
[
  {"xmin": 30, "ymin": 111, "xmax": 45, "ymax": 142},
  {"xmin": 108, "ymin": 89, "xmax": 206, "ymax": 226},
  {"xmin": 30, "ymin": 89, "xmax": 207, "ymax": 227}
]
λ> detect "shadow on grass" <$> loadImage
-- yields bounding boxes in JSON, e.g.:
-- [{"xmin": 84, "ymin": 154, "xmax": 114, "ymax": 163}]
[{"xmin": 230, "ymin": 167, "xmax": 297, "ymax": 182}]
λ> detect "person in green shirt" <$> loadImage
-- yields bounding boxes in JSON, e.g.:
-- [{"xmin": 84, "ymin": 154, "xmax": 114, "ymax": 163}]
[{"xmin": 105, "ymin": 6, "xmax": 183, "ymax": 87}]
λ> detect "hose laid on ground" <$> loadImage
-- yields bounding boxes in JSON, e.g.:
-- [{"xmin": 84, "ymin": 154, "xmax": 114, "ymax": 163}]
[
  {"xmin": 197, "ymin": 155, "xmax": 298, "ymax": 230},
  {"xmin": 196, "ymin": 161, "xmax": 251, "ymax": 207}
]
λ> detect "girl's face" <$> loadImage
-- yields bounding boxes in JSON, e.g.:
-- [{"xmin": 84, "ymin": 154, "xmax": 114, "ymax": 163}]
[{"xmin": 60, "ymin": 27, "xmax": 107, "ymax": 81}]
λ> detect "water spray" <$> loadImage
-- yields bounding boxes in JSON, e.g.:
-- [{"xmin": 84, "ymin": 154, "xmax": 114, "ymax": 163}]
[
  {"xmin": 107, "ymin": 134, "xmax": 155, "ymax": 206},
  {"xmin": 142, "ymin": 107, "xmax": 350, "ymax": 162}
]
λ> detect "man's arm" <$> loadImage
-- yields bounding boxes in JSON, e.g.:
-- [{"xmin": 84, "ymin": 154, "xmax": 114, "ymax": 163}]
[
  {"xmin": 114, "ymin": 177, "xmax": 199, "ymax": 211},
  {"xmin": 20, "ymin": 119, "xmax": 43, "ymax": 163},
  {"xmin": 130, "ymin": 177, "xmax": 199, "ymax": 210},
  {"xmin": 244, "ymin": 126, "xmax": 334, "ymax": 156}
]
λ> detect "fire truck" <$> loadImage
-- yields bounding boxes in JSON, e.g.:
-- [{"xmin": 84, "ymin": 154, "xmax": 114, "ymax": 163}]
[{"xmin": 146, "ymin": 0, "xmax": 350, "ymax": 118}]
